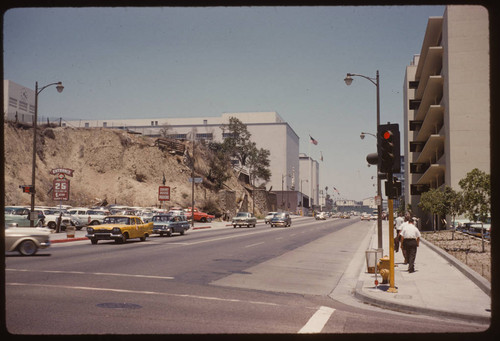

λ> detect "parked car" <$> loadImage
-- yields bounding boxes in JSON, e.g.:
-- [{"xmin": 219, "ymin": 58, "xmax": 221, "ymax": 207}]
[
  {"xmin": 5, "ymin": 224, "xmax": 51, "ymax": 256},
  {"xmin": 85, "ymin": 215, "xmax": 153, "ymax": 244},
  {"xmin": 232, "ymin": 212, "xmax": 257, "ymax": 228},
  {"xmin": 68, "ymin": 207, "xmax": 109, "ymax": 225},
  {"xmin": 315, "ymin": 212, "xmax": 327, "ymax": 220},
  {"xmin": 5, "ymin": 207, "xmax": 44, "ymax": 227},
  {"xmin": 264, "ymin": 212, "xmax": 278, "ymax": 224},
  {"xmin": 152, "ymin": 214, "xmax": 190, "ymax": 237},
  {"xmin": 184, "ymin": 207, "xmax": 215, "ymax": 222},
  {"xmin": 270, "ymin": 212, "xmax": 292, "ymax": 227}
]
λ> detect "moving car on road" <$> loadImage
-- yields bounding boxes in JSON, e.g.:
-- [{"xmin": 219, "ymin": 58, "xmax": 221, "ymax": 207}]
[
  {"xmin": 5, "ymin": 224, "xmax": 51, "ymax": 256},
  {"xmin": 315, "ymin": 212, "xmax": 327, "ymax": 220},
  {"xmin": 85, "ymin": 215, "xmax": 153, "ymax": 244},
  {"xmin": 232, "ymin": 212, "xmax": 257, "ymax": 228},
  {"xmin": 264, "ymin": 212, "xmax": 278, "ymax": 224},
  {"xmin": 152, "ymin": 214, "xmax": 190, "ymax": 237},
  {"xmin": 270, "ymin": 212, "xmax": 292, "ymax": 227}
]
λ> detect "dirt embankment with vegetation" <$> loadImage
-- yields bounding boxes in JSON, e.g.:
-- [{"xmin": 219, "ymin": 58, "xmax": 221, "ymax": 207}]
[{"xmin": 3, "ymin": 122, "xmax": 248, "ymax": 215}]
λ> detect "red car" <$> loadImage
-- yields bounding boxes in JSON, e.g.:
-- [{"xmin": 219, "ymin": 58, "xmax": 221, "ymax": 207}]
[{"xmin": 184, "ymin": 207, "xmax": 215, "ymax": 222}]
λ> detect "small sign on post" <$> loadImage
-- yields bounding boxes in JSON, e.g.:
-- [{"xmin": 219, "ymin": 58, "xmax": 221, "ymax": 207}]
[{"xmin": 158, "ymin": 186, "xmax": 170, "ymax": 201}]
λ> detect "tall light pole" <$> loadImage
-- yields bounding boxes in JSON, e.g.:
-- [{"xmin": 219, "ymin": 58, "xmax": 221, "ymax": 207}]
[
  {"xmin": 30, "ymin": 81, "xmax": 64, "ymax": 226},
  {"xmin": 345, "ymin": 70, "xmax": 382, "ymax": 249}
]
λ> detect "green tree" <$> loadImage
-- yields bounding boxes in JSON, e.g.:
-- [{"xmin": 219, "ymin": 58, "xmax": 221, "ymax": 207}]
[
  {"xmin": 206, "ymin": 142, "xmax": 232, "ymax": 190},
  {"xmin": 418, "ymin": 188, "xmax": 442, "ymax": 231},
  {"xmin": 221, "ymin": 117, "xmax": 254, "ymax": 166},
  {"xmin": 458, "ymin": 168, "xmax": 490, "ymax": 222},
  {"xmin": 419, "ymin": 185, "xmax": 464, "ymax": 230},
  {"xmin": 246, "ymin": 143, "xmax": 272, "ymax": 185}
]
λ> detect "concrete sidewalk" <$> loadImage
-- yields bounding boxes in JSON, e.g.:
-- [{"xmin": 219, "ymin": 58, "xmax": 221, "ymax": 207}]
[{"xmin": 353, "ymin": 221, "xmax": 491, "ymax": 325}]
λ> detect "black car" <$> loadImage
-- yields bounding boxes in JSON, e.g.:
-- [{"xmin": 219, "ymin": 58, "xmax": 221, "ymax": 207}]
[
  {"xmin": 270, "ymin": 212, "xmax": 292, "ymax": 227},
  {"xmin": 152, "ymin": 214, "xmax": 190, "ymax": 237}
]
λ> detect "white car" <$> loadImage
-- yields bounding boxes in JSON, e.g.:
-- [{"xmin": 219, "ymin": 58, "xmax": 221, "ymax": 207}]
[
  {"xmin": 68, "ymin": 208, "xmax": 109, "ymax": 225},
  {"xmin": 315, "ymin": 212, "xmax": 327, "ymax": 220},
  {"xmin": 5, "ymin": 224, "xmax": 51, "ymax": 256},
  {"xmin": 265, "ymin": 212, "xmax": 278, "ymax": 224}
]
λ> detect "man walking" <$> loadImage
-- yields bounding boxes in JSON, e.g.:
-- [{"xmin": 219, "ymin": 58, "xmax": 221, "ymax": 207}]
[
  {"xmin": 400, "ymin": 215, "xmax": 421, "ymax": 273},
  {"xmin": 394, "ymin": 213, "xmax": 404, "ymax": 252}
]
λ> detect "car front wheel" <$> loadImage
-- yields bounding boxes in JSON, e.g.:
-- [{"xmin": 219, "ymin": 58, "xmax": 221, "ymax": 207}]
[{"xmin": 18, "ymin": 240, "xmax": 38, "ymax": 256}]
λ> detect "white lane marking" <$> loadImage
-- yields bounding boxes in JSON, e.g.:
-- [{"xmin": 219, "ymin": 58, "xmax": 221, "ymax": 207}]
[
  {"xmin": 6, "ymin": 268, "xmax": 174, "ymax": 280},
  {"xmin": 7, "ymin": 282, "xmax": 280, "ymax": 307},
  {"xmin": 298, "ymin": 306, "xmax": 335, "ymax": 334},
  {"xmin": 172, "ymin": 229, "xmax": 274, "ymax": 246},
  {"xmin": 244, "ymin": 242, "xmax": 264, "ymax": 248}
]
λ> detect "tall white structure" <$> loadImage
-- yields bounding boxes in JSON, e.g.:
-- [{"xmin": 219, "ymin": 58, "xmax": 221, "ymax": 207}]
[
  {"xmin": 299, "ymin": 153, "xmax": 320, "ymax": 207},
  {"xmin": 66, "ymin": 112, "xmax": 302, "ymax": 199},
  {"xmin": 3, "ymin": 80, "xmax": 36, "ymax": 124},
  {"xmin": 404, "ymin": 6, "xmax": 490, "ymax": 229}
]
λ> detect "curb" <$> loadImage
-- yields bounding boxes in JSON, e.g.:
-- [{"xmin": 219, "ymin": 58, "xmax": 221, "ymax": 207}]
[
  {"xmin": 192, "ymin": 225, "xmax": 211, "ymax": 230},
  {"xmin": 51, "ymin": 237, "xmax": 88, "ymax": 244}
]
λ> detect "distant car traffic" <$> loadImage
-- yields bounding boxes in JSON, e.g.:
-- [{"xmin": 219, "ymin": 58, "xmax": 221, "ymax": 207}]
[
  {"xmin": 232, "ymin": 212, "xmax": 257, "ymax": 228},
  {"xmin": 360, "ymin": 213, "xmax": 371, "ymax": 221},
  {"xmin": 315, "ymin": 212, "xmax": 327, "ymax": 220},
  {"xmin": 270, "ymin": 212, "xmax": 292, "ymax": 227},
  {"xmin": 264, "ymin": 212, "xmax": 278, "ymax": 224},
  {"xmin": 85, "ymin": 215, "xmax": 153, "ymax": 244},
  {"xmin": 5, "ymin": 224, "xmax": 51, "ymax": 256},
  {"xmin": 152, "ymin": 214, "xmax": 190, "ymax": 237}
]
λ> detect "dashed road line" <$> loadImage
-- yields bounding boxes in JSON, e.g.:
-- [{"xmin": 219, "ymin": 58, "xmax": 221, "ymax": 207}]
[
  {"xmin": 244, "ymin": 242, "xmax": 265, "ymax": 248},
  {"xmin": 298, "ymin": 306, "xmax": 335, "ymax": 333},
  {"xmin": 6, "ymin": 268, "xmax": 174, "ymax": 280}
]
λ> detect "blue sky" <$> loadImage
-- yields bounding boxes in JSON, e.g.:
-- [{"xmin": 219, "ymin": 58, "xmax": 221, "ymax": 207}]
[{"xmin": 3, "ymin": 5, "xmax": 446, "ymax": 201}]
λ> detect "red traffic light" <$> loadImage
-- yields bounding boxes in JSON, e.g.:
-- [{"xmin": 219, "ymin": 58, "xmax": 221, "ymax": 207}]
[
  {"xmin": 19, "ymin": 185, "xmax": 34, "ymax": 194},
  {"xmin": 383, "ymin": 131, "xmax": 392, "ymax": 140}
]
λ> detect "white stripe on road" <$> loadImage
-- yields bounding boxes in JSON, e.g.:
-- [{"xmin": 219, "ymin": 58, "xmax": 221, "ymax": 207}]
[
  {"xmin": 298, "ymin": 306, "xmax": 335, "ymax": 334},
  {"xmin": 6, "ymin": 282, "xmax": 280, "ymax": 307},
  {"xmin": 6, "ymin": 268, "xmax": 174, "ymax": 280},
  {"xmin": 244, "ymin": 242, "xmax": 264, "ymax": 248}
]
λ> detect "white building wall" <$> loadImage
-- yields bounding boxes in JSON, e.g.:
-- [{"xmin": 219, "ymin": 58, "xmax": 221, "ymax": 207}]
[
  {"xmin": 442, "ymin": 5, "xmax": 490, "ymax": 189},
  {"xmin": 3, "ymin": 80, "xmax": 36, "ymax": 124}
]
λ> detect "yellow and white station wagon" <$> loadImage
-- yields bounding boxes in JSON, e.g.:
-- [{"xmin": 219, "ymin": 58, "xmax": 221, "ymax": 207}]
[{"xmin": 85, "ymin": 215, "xmax": 153, "ymax": 244}]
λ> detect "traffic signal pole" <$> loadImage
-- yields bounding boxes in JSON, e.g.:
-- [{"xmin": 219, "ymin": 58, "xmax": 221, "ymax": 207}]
[{"xmin": 387, "ymin": 197, "xmax": 397, "ymax": 293}]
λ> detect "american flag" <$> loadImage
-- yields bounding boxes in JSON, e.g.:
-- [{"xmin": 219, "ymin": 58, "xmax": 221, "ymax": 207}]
[{"xmin": 309, "ymin": 135, "xmax": 318, "ymax": 145}]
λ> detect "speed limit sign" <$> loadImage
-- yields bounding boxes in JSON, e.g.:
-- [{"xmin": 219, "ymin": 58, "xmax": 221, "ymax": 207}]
[{"xmin": 53, "ymin": 178, "xmax": 70, "ymax": 201}]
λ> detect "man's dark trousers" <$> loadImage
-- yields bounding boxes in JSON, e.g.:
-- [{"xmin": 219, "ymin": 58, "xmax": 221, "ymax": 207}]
[{"xmin": 403, "ymin": 239, "xmax": 418, "ymax": 272}]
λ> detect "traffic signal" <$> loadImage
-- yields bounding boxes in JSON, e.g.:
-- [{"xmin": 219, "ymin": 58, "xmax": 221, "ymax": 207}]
[
  {"xmin": 378, "ymin": 123, "xmax": 400, "ymax": 174},
  {"xmin": 19, "ymin": 185, "xmax": 35, "ymax": 194}
]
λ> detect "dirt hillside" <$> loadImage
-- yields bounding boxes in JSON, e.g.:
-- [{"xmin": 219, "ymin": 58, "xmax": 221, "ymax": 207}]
[{"xmin": 3, "ymin": 122, "xmax": 247, "ymax": 213}]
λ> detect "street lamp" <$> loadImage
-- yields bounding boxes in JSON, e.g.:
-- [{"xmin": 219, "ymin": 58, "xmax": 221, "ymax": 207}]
[
  {"xmin": 360, "ymin": 131, "xmax": 376, "ymax": 140},
  {"xmin": 345, "ymin": 70, "xmax": 383, "ymax": 250},
  {"xmin": 30, "ymin": 81, "xmax": 64, "ymax": 226}
]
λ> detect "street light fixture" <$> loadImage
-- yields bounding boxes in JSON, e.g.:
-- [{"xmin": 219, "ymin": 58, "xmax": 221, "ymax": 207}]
[
  {"xmin": 345, "ymin": 70, "xmax": 383, "ymax": 250},
  {"xmin": 360, "ymin": 131, "xmax": 376, "ymax": 140},
  {"xmin": 30, "ymin": 81, "xmax": 64, "ymax": 226}
]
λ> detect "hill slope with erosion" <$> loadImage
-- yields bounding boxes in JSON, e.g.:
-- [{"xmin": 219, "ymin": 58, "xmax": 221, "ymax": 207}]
[{"xmin": 3, "ymin": 123, "xmax": 247, "ymax": 214}]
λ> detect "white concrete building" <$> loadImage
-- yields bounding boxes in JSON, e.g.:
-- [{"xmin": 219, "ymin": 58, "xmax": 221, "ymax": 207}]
[
  {"xmin": 299, "ymin": 153, "xmax": 320, "ymax": 207},
  {"xmin": 403, "ymin": 6, "xmax": 490, "ymax": 229},
  {"xmin": 66, "ymin": 112, "xmax": 303, "ymax": 199},
  {"xmin": 3, "ymin": 80, "xmax": 36, "ymax": 124}
]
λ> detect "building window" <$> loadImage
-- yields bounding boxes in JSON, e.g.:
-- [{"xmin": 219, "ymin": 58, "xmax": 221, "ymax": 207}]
[
  {"xmin": 8, "ymin": 97, "xmax": 18, "ymax": 107},
  {"xmin": 196, "ymin": 133, "xmax": 213, "ymax": 140},
  {"xmin": 409, "ymin": 99, "xmax": 421, "ymax": 110},
  {"xmin": 409, "ymin": 81, "xmax": 419, "ymax": 89},
  {"xmin": 223, "ymin": 132, "xmax": 237, "ymax": 139},
  {"xmin": 103, "ymin": 122, "xmax": 107, "ymax": 127},
  {"xmin": 85, "ymin": 122, "xmax": 90, "ymax": 128},
  {"xmin": 29, "ymin": 105, "xmax": 35, "ymax": 114},
  {"xmin": 203, "ymin": 119, "xmax": 208, "ymax": 125},
  {"xmin": 18, "ymin": 101, "xmax": 28, "ymax": 111}
]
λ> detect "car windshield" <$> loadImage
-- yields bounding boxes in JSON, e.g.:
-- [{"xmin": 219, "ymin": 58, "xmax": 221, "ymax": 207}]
[
  {"xmin": 275, "ymin": 213, "xmax": 287, "ymax": 218},
  {"xmin": 153, "ymin": 215, "xmax": 173, "ymax": 222},
  {"xmin": 236, "ymin": 212, "xmax": 248, "ymax": 217},
  {"xmin": 103, "ymin": 216, "xmax": 131, "ymax": 225}
]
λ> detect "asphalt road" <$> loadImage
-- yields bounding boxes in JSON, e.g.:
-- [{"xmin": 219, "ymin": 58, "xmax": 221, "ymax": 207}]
[{"xmin": 5, "ymin": 217, "xmax": 484, "ymax": 335}]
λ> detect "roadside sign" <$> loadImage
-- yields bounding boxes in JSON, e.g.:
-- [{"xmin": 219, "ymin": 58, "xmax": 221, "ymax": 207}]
[
  {"xmin": 53, "ymin": 178, "xmax": 70, "ymax": 201},
  {"xmin": 375, "ymin": 195, "xmax": 382, "ymax": 206},
  {"xmin": 158, "ymin": 186, "xmax": 170, "ymax": 201},
  {"xmin": 189, "ymin": 177, "xmax": 203, "ymax": 183}
]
